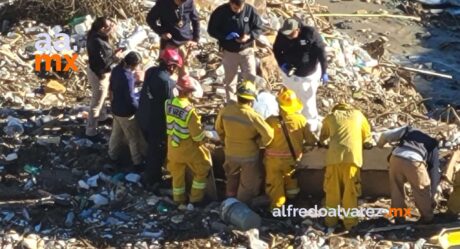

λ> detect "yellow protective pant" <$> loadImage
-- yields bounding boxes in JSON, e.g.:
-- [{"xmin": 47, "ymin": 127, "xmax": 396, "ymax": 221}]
[
  {"xmin": 448, "ymin": 171, "xmax": 460, "ymax": 214},
  {"xmin": 264, "ymin": 157, "xmax": 300, "ymax": 209},
  {"xmin": 167, "ymin": 150, "xmax": 211, "ymax": 204},
  {"xmin": 323, "ymin": 164, "xmax": 361, "ymax": 230}
]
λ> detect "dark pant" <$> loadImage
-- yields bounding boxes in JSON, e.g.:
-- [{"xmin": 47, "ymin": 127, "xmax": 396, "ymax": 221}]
[{"xmin": 143, "ymin": 130, "xmax": 167, "ymax": 185}]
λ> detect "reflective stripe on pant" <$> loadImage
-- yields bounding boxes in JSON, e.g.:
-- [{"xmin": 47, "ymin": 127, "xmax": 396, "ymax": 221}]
[
  {"xmin": 108, "ymin": 115, "xmax": 147, "ymax": 165},
  {"xmin": 324, "ymin": 164, "xmax": 361, "ymax": 230},
  {"xmin": 282, "ymin": 63, "xmax": 321, "ymax": 132},
  {"xmin": 223, "ymin": 157, "xmax": 262, "ymax": 204},
  {"xmin": 389, "ymin": 155, "xmax": 433, "ymax": 221},
  {"xmin": 86, "ymin": 67, "xmax": 110, "ymax": 136},
  {"xmin": 222, "ymin": 48, "xmax": 257, "ymax": 102},
  {"xmin": 264, "ymin": 157, "xmax": 300, "ymax": 209},
  {"xmin": 167, "ymin": 158, "xmax": 211, "ymax": 204}
]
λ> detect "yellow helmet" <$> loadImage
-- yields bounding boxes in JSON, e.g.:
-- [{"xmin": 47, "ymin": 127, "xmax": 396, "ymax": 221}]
[
  {"xmin": 277, "ymin": 87, "xmax": 303, "ymax": 113},
  {"xmin": 237, "ymin": 80, "xmax": 257, "ymax": 100}
]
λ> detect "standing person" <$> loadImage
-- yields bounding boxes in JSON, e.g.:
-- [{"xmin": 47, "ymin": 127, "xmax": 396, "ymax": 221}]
[
  {"xmin": 319, "ymin": 103, "xmax": 372, "ymax": 231},
  {"xmin": 377, "ymin": 126, "xmax": 441, "ymax": 224},
  {"xmin": 165, "ymin": 75, "xmax": 211, "ymax": 206},
  {"xmin": 208, "ymin": 0, "xmax": 263, "ymax": 102},
  {"xmin": 108, "ymin": 52, "xmax": 147, "ymax": 169},
  {"xmin": 147, "ymin": 0, "xmax": 199, "ymax": 73},
  {"xmin": 137, "ymin": 48, "xmax": 183, "ymax": 187},
  {"xmin": 273, "ymin": 18, "xmax": 328, "ymax": 132},
  {"xmin": 215, "ymin": 80, "xmax": 274, "ymax": 204},
  {"xmin": 86, "ymin": 17, "xmax": 122, "ymax": 139},
  {"xmin": 264, "ymin": 88, "xmax": 317, "ymax": 209}
]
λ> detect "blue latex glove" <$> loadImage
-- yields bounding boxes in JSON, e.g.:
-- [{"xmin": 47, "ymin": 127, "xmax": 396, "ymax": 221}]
[
  {"xmin": 225, "ymin": 32, "xmax": 240, "ymax": 40},
  {"xmin": 322, "ymin": 73, "xmax": 329, "ymax": 85},
  {"xmin": 280, "ymin": 63, "xmax": 290, "ymax": 75}
]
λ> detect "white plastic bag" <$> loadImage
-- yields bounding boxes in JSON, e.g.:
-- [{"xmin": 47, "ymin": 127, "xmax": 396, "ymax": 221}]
[{"xmin": 253, "ymin": 91, "xmax": 279, "ymax": 119}]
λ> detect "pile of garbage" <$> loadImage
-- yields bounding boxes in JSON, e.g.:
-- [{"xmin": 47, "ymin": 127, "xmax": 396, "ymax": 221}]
[
  {"xmin": 1, "ymin": 0, "xmax": 460, "ymax": 248},
  {"xmin": 1, "ymin": 0, "xmax": 457, "ymax": 132},
  {"xmin": 0, "ymin": 0, "xmax": 148, "ymax": 25}
]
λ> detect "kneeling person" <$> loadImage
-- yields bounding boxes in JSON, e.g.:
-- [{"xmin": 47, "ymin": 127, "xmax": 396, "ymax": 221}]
[
  {"xmin": 166, "ymin": 75, "xmax": 212, "ymax": 205},
  {"xmin": 378, "ymin": 126, "xmax": 440, "ymax": 223}
]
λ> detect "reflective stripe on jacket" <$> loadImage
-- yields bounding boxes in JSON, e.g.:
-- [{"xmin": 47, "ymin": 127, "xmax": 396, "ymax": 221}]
[{"xmin": 166, "ymin": 97, "xmax": 193, "ymax": 147}]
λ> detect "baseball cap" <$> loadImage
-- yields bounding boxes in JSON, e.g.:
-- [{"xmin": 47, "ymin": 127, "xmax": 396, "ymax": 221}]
[{"xmin": 280, "ymin": 18, "xmax": 300, "ymax": 36}]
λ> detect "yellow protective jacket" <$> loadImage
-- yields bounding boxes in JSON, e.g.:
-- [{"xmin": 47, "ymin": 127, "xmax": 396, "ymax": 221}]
[
  {"xmin": 319, "ymin": 104, "xmax": 372, "ymax": 167},
  {"xmin": 215, "ymin": 103, "xmax": 274, "ymax": 159},
  {"xmin": 166, "ymin": 97, "xmax": 208, "ymax": 161},
  {"xmin": 265, "ymin": 111, "xmax": 317, "ymax": 159}
]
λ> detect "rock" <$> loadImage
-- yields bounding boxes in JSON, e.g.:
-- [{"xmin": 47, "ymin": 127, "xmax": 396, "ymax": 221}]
[
  {"xmin": 355, "ymin": 9, "xmax": 369, "ymax": 14},
  {"xmin": 335, "ymin": 21, "xmax": 353, "ymax": 29}
]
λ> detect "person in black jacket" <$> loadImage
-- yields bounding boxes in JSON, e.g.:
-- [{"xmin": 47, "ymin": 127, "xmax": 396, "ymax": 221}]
[
  {"xmin": 137, "ymin": 48, "xmax": 183, "ymax": 186},
  {"xmin": 273, "ymin": 18, "xmax": 328, "ymax": 132},
  {"xmin": 147, "ymin": 0, "xmax": 199, "ymax": 74},
  {"xmin": 208, "ymin": 0, "xmax": 263, "ymax": 102},
  {"xmin": 108, "ymin": 52, "xmax": 147, "ymax": 169},
  {"xmin": 86, "ymin": 17, "xmax": 123, "ymax": 138},
  {"xmin": 378, "ymin": 126, "xmax": 441, "ymax": 224}
]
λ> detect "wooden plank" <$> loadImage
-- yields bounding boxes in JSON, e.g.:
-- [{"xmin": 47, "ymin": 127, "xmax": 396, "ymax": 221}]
[{"xmin": 299, "ymin": 147, "xmax": 393, "ymax": 170}]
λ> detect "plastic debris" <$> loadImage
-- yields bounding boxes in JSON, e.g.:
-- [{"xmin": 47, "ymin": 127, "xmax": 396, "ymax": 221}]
[
  {"xmin": 3, "ymin": 116, "xmax": 24, "ymax": 137},
  {"xmin": 89, "ymin": 194, "xmax": 109, "ymax": 207},
  {"xmin": 125, "ymin": 173, "xmax": 141, "ymax": 183},
  {"xmin": 24, "ymin": 164, "xmax": 41, "ymax": 175},
  {"xmin": 5, "ymin": 153, "xmax": 18, "ymax": 161}
]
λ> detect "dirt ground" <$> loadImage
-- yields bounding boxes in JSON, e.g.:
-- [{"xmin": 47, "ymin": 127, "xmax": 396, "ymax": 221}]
[{"xmin": 317, "ymin": 0, "xmax": 460, "ymax": 110}]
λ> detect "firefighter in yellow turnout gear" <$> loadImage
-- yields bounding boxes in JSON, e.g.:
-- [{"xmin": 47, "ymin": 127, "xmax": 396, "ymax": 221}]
[
  {"xmin": 265, "ymin": 88, "xmax": 317, "ymax": 209},
  {"xmin": 166, "ymin": 75, "xmax": 211, "ymax": 205},
  {"xmin": 215, "ymin": 80, "xmax": 274, "ymax": 204},
  {"xmin": 319, "ymin": 103, "xmax": 372, "ymax": 231}
]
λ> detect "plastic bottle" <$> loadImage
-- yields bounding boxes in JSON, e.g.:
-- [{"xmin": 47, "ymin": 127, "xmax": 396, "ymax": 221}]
[
  {"xmin": 3, "ymin": 116, "xmax": 24, "ymax": 137},
  {"xmin": 220, "ymin": 198, "xmax": 261, "ymax": 231},
  {"xmin": 65, "ymin": 212, "xmax": 75, "ymax": 227}
]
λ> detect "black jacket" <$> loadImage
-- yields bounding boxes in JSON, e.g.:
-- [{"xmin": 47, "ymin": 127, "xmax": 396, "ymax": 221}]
[
  {"xmin": 87, "ymin": 32, "xmax": 116, "ymax": 77},
  {"xmin": 208, "ymin": 3, "xmax": 263, "ymax": 52},
  {"xmin": 147, "ymin": 0, "xmax": 200, "ymax": 46},
  {"xmin": 398, "ymin": 127, "xmax": 441, "ymax": 193},
  {"xmin": 136, "ymin": 65, "xmax": 175, "ymax": 139},
  {"xmin": 273, "ymin": 26, "xmax": 328, "ymax": 77}
]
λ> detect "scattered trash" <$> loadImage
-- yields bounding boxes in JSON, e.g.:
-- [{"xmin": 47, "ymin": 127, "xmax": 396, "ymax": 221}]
[
  {"xmin": 125, "ymin": 173, "xmax": 141, "ymax": 183},
  {"xmin": 3, "ymin": 116, "xmax": 24, "ymax": 137},
  {"xmin": 246, "ymin": 229, "xmax": 269, "ymax": 249},
  {"xmin": 24, "ymin": 164, "xmax": 41, "ymax": 175},
  {"xmin": 220, "ymin": 198, "xmax": 261, "ymax": 231},
  {"xmin": 89, "ymin": 194, "xmax": 109, "ymax": 207},
  {"xmin": 64, "ymin": 211, "xmax": 75, "ymax": 227},
  {"xmin": 5, "ymin": 153, "xmax": 18, "ymax": 161}
]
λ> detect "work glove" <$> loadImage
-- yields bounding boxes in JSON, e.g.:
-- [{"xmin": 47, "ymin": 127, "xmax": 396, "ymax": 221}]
[
  {"xmin": 322, "ymin": 73, "xmax": 329, "ymax": 85},
  {"xmin": 280, "ymin": 63, "xmax": 290, "ymax": 75},
  {"xmin": 225, "ymin": 32, "xmax": 240, "ymax": 40}
]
